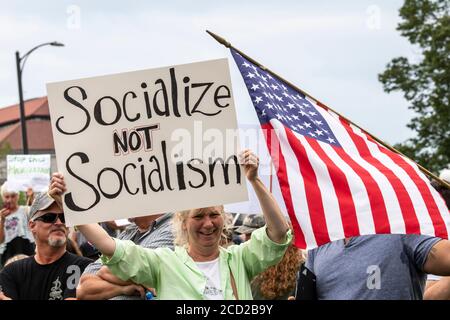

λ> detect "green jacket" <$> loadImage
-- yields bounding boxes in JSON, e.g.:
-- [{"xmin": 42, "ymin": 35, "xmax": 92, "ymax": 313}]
[{"xmin": 101, "ymin": 226, "xmax": 292, "ymax": 300}]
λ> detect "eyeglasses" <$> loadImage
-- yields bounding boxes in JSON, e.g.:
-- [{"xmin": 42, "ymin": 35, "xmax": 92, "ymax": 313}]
[{"xmin": 34, "ymin": 212, "xmax": 65, "ymax": 224}]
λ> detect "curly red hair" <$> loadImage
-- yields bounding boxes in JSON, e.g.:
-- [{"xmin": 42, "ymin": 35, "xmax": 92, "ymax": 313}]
[{"xmin": 253, "ymin": 242, "xmax": 304, "ymax": 299}]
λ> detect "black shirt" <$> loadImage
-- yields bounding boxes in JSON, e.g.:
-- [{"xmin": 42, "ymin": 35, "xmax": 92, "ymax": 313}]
[
  {"xmin": 0, "ymin": 252, "xmax": 91, "ymax": 300},
  {"xmin": 0, "ymin": 236, "xmax": 35, "ymax": 266}
]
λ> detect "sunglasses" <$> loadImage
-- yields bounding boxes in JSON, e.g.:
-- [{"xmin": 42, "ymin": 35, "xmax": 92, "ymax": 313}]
[{"xmin": 34, "ymin": 212, "xmax": 65, "ymax": 224}]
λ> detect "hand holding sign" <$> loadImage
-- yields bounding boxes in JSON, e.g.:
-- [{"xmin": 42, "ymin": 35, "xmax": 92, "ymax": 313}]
[
  {"xmin": 240, "ymin": 149, "xmax": 260, "ymax": 182},
  {"xmin": 47, "ymin": 59, "xmax": 247, "ymax": 226},
  {"xmin": 49, "ymin": 173, "xmax": 66, "ymax": 209}
]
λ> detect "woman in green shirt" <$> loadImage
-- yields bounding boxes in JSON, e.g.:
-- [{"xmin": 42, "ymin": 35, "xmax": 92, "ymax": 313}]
[{"xmin": 50, "ymin": 149, "xmax": 292, "ymax": 300}]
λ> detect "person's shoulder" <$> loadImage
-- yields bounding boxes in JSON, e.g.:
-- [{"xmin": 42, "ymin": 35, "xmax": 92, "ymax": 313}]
[
  {"xmin": 1, "ymin": 256, "xmax": 34, "ymax": 274},
  {"xmin": 400, "ymin": 233, "xmax": 442, "ymax": 253},
  {"xmin": 63, "ymin": 252, "xmax": 93, "ymax": 266},
  {"xmin": 157, "ymin": 213, "xmax": 174, "ymax": 227},
  {"xmin": 355, "ymin": 234, "xmax": 441, "ymax": 254},
  {"xmin": 153, "ymin": 246, "xmax": 175, "ymax": 255},
  {"xmin": 118, "ymin": 224, "xmax": 139, "ymax": 239},
  {"xmin": 311, "ymin": 238, "xmax": 340, "ymax": 252},
  {"xmin": 401, "ymin": 233, "xmax": 439, "ymax": 241},
  {"xmin": 17, "ymin": 205, "xmax": 30, "ymax": 216}
]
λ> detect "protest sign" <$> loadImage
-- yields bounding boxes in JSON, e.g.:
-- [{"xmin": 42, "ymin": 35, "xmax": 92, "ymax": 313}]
[
  {"xmin": 7, "ymin": 154, "xmax": 51, "ymax": 192},
  {"xmin": 47, "ymin": 59, "xmax": 247, "ymax": 226}
]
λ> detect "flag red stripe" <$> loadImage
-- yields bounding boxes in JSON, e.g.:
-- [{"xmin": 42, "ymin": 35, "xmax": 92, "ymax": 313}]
[
  {"xmin": 307, "ymin": 138, "xmax": 360, "ymax": 237},
  {"xmin": 285, "ymin": 127, "xmax": 331, "ymax": 245},
  {"xmin": 366, "ymin": 135, "xmax": 448, "ymax": 238},
  {"xmin": 332, "ymin": 147, "xmax": 391, "ymax": 234},
  {"xmin": 262, "ymin": 123, "xmax": 307, "ymax": 248},
  {"xmin": 341, "ymin": 124, "xmax": 421, "ymax": 234}
]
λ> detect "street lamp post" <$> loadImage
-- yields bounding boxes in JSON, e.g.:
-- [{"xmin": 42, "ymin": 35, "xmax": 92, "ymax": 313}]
[{"xmin": 15, "ymin": 41, "xmax": 64, "ymax": 154}]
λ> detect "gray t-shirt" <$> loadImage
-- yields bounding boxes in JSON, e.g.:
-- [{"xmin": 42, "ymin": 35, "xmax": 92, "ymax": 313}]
[{"xmin": 305, "ymin": 234, "xmax": 441, "ymax": 300}]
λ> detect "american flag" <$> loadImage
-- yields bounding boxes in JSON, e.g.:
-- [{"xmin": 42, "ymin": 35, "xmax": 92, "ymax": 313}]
[{"xmin": 231, "ymin": 48, "xmax": 450, "ymax": 249}]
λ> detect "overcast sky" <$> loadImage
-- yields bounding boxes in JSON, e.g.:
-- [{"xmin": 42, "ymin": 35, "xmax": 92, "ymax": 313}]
[
  {"xmin": 0, "ymin": 0, "xmax": 418, "ymax": 146},
  {"xmin": 1, "ymin": 1, "xmax": 426, "ymax": 214}
]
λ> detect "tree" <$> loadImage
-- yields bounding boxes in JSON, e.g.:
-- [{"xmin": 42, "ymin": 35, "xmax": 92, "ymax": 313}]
[
  {"xmin": 0, "ymin": 141, "xmax": 12, "ymax": 158},
  {"xmin": 0, "ymin": 142, "xmax": 12, "ymax": 207},
  {"xmin": 379, "ymin": 0, "xmax": 449, "ymax": 173}
]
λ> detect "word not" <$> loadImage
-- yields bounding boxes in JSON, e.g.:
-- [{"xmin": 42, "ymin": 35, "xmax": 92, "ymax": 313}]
[
  {"xmin": 113, "ymin": 124, "xmax": 159, "ymax": 155},
  {"xmin": 56, "ymin": 67, "xmax": 231, "ymax": 136}
]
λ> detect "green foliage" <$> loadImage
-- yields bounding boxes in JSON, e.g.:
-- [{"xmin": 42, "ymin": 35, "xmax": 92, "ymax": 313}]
[
  {"xmin": 379, "ymin": 0, "xmax": 450, "ymax": 173},
  {"xmin": 0, "ymin": 142, "xmax": 12, "ymax": 158}
]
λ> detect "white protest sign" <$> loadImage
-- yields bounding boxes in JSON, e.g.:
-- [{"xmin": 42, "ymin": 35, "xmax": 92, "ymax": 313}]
[
  {"xmin": 47, "ymin": 59, "xmax": 248, "ymax": 226},
  {"xmin": 7, "ymin": 154, "xmax": 51, "ymax": 192}
]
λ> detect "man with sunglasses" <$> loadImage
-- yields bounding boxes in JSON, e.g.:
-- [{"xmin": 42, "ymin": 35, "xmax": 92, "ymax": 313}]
[{"xmin": 0, "ymin": 193, "xmax": 92, "ymax": 300}]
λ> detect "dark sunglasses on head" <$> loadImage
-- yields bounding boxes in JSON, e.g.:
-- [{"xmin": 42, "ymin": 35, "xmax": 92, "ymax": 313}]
[{"xmin": 34, "ymin": 212, "xmax": 65, "ymax": 224}]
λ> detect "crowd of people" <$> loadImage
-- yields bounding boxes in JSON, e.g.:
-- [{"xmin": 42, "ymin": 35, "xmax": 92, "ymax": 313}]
[{"xmin": 0, "ymin": 151, "xmax": 449, "ymax": 300}]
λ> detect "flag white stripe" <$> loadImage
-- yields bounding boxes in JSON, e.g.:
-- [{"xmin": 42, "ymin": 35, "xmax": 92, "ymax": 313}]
[
  {"xmin": 356, "ymin": 127, "xmax": 450, "ymax": 236},
  {"xmin": 294, "ymin": 132, "xmax": 345, "ymax": 240},
  {"xmin": 349, "ymin": 126, "xmax": 438, "ymax": 234},
  {"xmin": 344, "ymin": 124, "xmax": 410, "ymax": 234},
  {"xmin": 294, "ymin": 132, "xmax": 346, "ymax": 241},
  {"xmin": 271, "ymin": 119, "xmax": 318, "ymax": 248},
  {"xmin": 315, "ymin": 106, "xmax": 406, "ymax": 231},
  {"xmin": 318, "ymin": 141, "xmax": 377, "ymax": 235}
]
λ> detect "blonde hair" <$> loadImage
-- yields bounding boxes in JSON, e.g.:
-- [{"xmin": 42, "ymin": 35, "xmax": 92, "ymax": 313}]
[{"xmin": 172, "ymin": 205, "xmax": 230, "ymax": 247}]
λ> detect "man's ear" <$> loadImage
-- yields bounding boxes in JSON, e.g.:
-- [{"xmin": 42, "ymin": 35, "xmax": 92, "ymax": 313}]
[{"xmin": 28, "ymin": 220, "xmax": 36, "ymax": 233}]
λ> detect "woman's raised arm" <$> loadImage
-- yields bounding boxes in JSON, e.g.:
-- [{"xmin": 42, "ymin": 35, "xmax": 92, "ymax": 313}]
[{"xmin": 240, "ymin": 150, "xmax": 289, "ymax": 243}]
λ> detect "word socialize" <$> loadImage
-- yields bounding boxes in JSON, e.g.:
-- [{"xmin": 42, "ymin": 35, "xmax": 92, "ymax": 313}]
[
  {"xmin": 55, "ymin": 67, "xmax": 231, "ymax": 136},
  {"xmin": 54, "ymin": 65, "xmax": 242, "ymax": 213}
]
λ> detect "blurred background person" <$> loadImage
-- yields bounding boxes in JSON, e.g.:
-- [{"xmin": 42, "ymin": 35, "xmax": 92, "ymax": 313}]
[
  {"xmin": 0, "ymin": 182, "xmax": 35, "ymax": 267},
  {"xmin": 424, "ymin": 170, "xmax": 450, "ymax": 300},
  {"xmin": 234, "ymin": 214, "xmax": 266, "ymax": 242},
  {"xmin": 219, "ymin": 212, "xmax": 236, "ymax": 248},
  {"xmin": 25, "ymin": 187, "xmax": 35, "ymax": 207}
]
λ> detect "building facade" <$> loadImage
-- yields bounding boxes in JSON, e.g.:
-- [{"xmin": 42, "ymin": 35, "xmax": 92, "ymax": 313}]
[{"xmin": 0, "ymin": 96, "xmax": 57, "ymax": 184}]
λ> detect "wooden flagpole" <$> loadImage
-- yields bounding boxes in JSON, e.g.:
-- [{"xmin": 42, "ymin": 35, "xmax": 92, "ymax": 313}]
[{"xmin": 206, "ymin": 30, "xmax": 450, "ymax": 189}]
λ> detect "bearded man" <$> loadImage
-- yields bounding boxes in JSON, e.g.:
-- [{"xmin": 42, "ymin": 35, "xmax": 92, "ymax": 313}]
[{"xmin": 0, "ymin": 193, "xmax": 91, "ymax": 300}]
